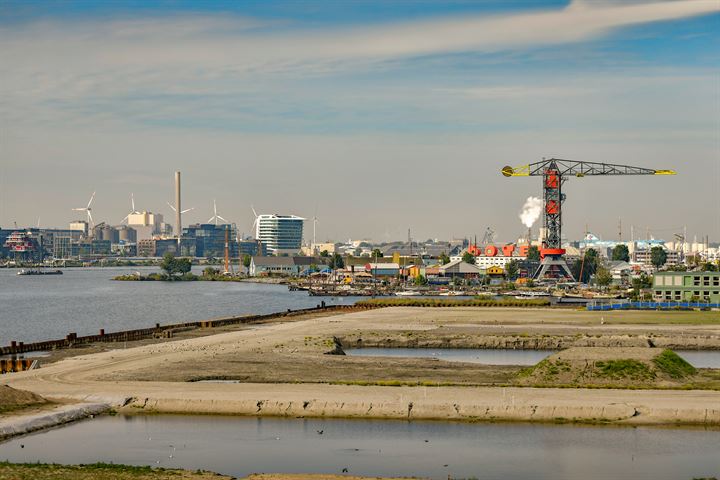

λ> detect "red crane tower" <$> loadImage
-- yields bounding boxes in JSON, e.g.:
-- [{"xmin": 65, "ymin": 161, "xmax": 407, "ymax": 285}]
[{"xmin": 502, "ymin": 158, "xmax": 675, "ymax": 281}]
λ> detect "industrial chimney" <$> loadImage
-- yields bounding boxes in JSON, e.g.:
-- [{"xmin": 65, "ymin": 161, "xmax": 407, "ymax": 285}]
[{"xmin": 175, "ymin": 171, "xmax": 181, "ymax": 238}]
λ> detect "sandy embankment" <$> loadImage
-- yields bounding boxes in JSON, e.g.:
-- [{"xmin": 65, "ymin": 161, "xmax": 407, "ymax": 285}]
[{"xmin": 4, "ymin": 308, "xmax": 720, "ymax": 426}]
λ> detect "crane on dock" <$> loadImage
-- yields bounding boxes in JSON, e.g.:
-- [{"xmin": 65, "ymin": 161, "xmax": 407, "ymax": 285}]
[{"xmin": 501, "ymin": 158, "xmax": 675, "ymax": 281}]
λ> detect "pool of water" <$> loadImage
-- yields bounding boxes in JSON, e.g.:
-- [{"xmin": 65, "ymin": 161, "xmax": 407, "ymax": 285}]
[
  {"xmin": 1, "ymin": 415, "xmax": 717, "ymax": 479},
  {"xmin": 346, "ymin": 348, "xmax": 556, "ymax": 365},
  {"xmin": 675, "ymin": 350, "xmax": 720, "ymax": 369},
  {"xmin": 345, "ymin": 348, "xmax": 720, "ymax": 368}
]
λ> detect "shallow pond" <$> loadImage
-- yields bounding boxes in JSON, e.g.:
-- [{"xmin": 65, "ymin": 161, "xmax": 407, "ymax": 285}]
[{"xmin": 1, "ymin": 415, "xmax": 718, "ymax": 479}]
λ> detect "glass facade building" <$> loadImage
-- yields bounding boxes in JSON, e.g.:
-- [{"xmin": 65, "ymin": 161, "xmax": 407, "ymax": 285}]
[{"xmin": 255, "ymin": 215, "xmax": 305, "ymax": 254}]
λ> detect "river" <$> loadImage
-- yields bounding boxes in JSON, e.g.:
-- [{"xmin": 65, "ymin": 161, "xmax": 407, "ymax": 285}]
[
  {"xmin": 0, "ymin": 267, "xmax": 359, "ymax": 343},
  {"xmin": 1, "ymin": 415, "xmax": 718, "ymax": 479}
]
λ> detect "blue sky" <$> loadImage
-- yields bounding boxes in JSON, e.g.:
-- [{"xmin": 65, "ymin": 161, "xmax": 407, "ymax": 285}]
[{"xmin": 0, "ymin": 0, "xmax": 718, "ymax": 242}]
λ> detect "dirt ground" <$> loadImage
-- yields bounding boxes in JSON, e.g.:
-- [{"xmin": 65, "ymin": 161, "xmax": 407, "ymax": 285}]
[
  {"xmin": 82, "ymin": 307, "xmax": 720, "ymax": 387},
  {"xmin": 0, "ymin": 464, "xmax": 409, "ymax": 480},
  {"xmin": 0, "ymin": 385, "xmax": 47, "ymax": 415},
  {"xmin": 4, "ymin": 307, "xmax": 720, "ymax": 425}
]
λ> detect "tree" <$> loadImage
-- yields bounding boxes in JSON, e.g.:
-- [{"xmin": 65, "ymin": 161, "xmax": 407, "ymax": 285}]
[
  {"xmin": 438, "ymin": 252, "xmax": 450, "ymax": 265},
  {"xmin": 242, "ymin": 254, "xmax": 252, "ymax": 271},
  {"xmin": 571, "ymin": 248, "xmax": 600, "ymax": 284},
  {"xmin": 611, "ymin": 244, "xmax": 630, "ymax": 262},
  {"xmin": 175, "ymin": 257, "xmax": 192, "ymax": 275},
  {"xmin": 701, "ymin": 262, "xmax": 718, "ymax": 272},
  {"xmin": 329, "ymin": 253, "xmax": 344, "ymax": 270},
  {"xmin": 527, "ymin": 245, "xmax": 541, "ymax": 261},
  {"xmin": 203, "ymin": 267, "xmax": 219, "ymax": 277},
  {"xmin": 595, "ymin": 266, "xmax": 612, "ymax": 287},
  {"xmin": 160, "ymin": 252, "xmax": 191, "ymax": 279},
  {"xmin": 650, "ymin": 246, "xmax": 668, "ymax": 270},
  {"xmin": 319, "ymin": 250, "xmax": 330, "ymax": 258},
  {"xmin": 413, "ymin": 274, "xmax": 428, "ymax": 286},
  {"xmin": 462, "ymin": 251, "xmax": 476, "ymax": 265},
  {"xmin": 371, "ymin": 248, "xmax": 384, "ymax": 258},
  {"xmin": 505, "ymin": 259, "xmax": 519, "ymax": 280}
]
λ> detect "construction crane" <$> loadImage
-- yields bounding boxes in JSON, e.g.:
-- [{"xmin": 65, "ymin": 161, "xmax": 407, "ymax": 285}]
[{"xmin": 501, "ymin": 158, "xmax": 675, "ymax": 281}]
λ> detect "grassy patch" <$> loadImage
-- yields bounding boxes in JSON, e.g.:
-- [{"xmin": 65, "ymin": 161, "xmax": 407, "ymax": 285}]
[
  {"xmin": 595, "ymin": 359, "xmax": 655, "ymax": 380},
  {"xmin": 653, "ymin": 350, "xmax": 697, "ymax": 379},
  {"xmin": 0, "ymin": 461, "xmax": 230, "ymax": 479}
]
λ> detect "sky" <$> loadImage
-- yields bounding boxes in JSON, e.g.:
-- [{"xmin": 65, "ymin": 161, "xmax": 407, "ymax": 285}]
[{"xmin": 0, "ymin": 0, "xmax": 718, "ymax": 244}]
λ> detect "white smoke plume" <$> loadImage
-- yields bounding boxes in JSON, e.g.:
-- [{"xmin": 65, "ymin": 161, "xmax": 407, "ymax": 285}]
[{"xmin": 520, "ymin": 196, "xmax": 543, "ymax": 228}]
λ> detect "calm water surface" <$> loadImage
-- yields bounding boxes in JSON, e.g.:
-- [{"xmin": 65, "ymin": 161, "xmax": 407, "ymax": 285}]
[
  {"xmin": 0, "ymin": 267, "xmax": 359, "ymax": 343},
  {"xmin": 347, "ymin": 348, "xmax": 720, "ymax": 368},
  {"xmin": 0, "ymin": 415, "xmax": 718, "ymax": 479},
  {"xmin": 346, "ymin": 348, "xmax": 555, "ymax": 365}
]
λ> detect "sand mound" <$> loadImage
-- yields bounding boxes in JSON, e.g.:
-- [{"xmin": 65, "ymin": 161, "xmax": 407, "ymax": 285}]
[
  {"xmin": 517, "ymin": 347, "xmax": 697, "ymax": 388},
  {"xmin": 0, "ymin": 384, "xmax": 46, "ymax": 413}
]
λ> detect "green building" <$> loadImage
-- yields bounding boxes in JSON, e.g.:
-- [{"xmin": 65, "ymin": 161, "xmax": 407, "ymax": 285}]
[{"xmin": 653, "ymin": 271, "xmax": 720, "ymax": 302}]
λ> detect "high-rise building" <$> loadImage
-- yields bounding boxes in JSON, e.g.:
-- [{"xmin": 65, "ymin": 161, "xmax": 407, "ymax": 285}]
[{"xmin": 255, "ymin": 214, "xmax": 305, "ymax": 255}]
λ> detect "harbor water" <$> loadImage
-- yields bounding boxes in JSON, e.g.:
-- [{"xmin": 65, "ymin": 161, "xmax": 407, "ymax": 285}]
[{"xmin": 0, "ymin": 267, "xmax": 360, "ymax": 343}]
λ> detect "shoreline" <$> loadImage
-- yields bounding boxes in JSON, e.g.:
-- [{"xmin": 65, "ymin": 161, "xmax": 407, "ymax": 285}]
[{"xmin": 3, "ymin": 307, "xmax": 720, "ymax": 436}]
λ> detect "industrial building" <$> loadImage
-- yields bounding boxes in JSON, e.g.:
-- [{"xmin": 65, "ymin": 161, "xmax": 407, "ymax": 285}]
[
  {"xmin": 255, "ymin": 214, "xmax": 304, "ymax": 255},
  {"xmin": 653, "ymin": 271, "xmax": 720, "ymax": 303}
]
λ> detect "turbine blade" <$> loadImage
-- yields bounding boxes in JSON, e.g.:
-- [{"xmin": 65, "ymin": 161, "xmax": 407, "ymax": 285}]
[
  {"xmin": 181, "ymin": 207, "xmax": 194, "ymax": 214},
  {"xmin": 208, "ymin": 216, "xmax": 215, "ymax": 223},
  {"xmin": 87, "ymin": 191, "xmax": 96, "ymax": 209},
  {"xmin": 167, "ymin": 202, "xmax": 176, "ymax": 212},
  {"xmin": 71, "ymin": 208, "xmax": 85, "ymax": 212},
  {"xmin": 218, "ymin": 216, "xmax": 228, "ymax": 223},
  {"xmin": 122, "ymin": 214, "xmax": 129, "ymax": 223},
  {"xmin": 251, "ymin": 205, "xmax": 257, "ymax": 218},
  {"xmin": 131, "ymin": 193, "xmax": 135, "ymax": 213},
  {"xmin": 87, "ymin": 210, "xmax": 94, "ymax": 228}
]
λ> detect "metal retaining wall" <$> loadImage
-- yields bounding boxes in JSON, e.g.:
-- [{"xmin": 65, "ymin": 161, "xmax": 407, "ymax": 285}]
[
  {"xmin": 587, "ymin": 301, "xmax": 720, "ymax": 311},
  {"xmin": 0, "ymin": 304, "xmax": 378, "ymax": 356}
]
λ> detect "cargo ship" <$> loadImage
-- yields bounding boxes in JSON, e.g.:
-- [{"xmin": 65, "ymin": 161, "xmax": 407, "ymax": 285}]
[{"xmin": 17, "ymin": 269, "xmax": 63, "ymax": 276}]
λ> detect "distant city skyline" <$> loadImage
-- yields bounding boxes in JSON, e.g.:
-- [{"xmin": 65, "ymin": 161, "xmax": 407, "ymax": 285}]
[{"xmin": 1, "ymin": 0, "xmax": 718, "ymax": 242}]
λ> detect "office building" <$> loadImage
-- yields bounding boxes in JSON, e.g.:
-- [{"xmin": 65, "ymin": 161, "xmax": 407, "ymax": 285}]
[
  {"xmin": 255, "ymin": 214, "xmax": 305, "ymax": 255},
  {"xmin": 653, "ymin": 271, "xmax": 720, "ymax": 303}
]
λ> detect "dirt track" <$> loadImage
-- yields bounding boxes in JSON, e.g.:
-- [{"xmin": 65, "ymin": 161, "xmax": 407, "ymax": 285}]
[{"xmin": 4, "ymin": 307, "xmax": 720, "ymax": 425}]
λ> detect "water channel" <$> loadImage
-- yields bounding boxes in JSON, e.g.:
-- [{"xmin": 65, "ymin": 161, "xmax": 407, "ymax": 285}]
[
  {"xmin": 1, "ymin": 415, "xmax": 717, "ymax": 479},
  {"xmin": 346, "ymin": 347, "xmax": 720, "ymax": 368}
]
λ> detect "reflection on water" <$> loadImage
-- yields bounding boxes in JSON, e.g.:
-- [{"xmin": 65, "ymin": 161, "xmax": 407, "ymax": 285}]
[
  {"xmin": 346, "ymin": 348, "xmax": 720, "ymax": 369},
  {"xmin": 674, "ymin": 351, "xmax": 720, "ymax": 369},
  {"xmin": 346, "ymin": 348, "xmax": 555, "ymax": 365},
  {"xmin": 1, "ymin": 415, "xmax": 718, "ymax": 480}
]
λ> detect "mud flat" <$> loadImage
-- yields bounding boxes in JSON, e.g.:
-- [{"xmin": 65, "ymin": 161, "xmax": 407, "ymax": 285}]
[{"xmin": 3, "ymin": 307, "xmax": 720, "ymax": 426}]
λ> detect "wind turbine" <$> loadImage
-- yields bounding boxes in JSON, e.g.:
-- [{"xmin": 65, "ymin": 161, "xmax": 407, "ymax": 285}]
[
  {"xmin": 122, "ymin": 193, "xmax": 141, "ymax": 224},
  {"xmin": 72, "ymin": 191, "xmax": 96, "ymax": 228},
  {"xmin": 208, "ymin": 199, "xmax": 228, "ymax": 226},
  {"xmin": 167, "ymin": 202, "xmax": 194, "ymax": 216},
  {"xmin": 251, "ymin": 205, "xmax": 260, "ymax": 238}
]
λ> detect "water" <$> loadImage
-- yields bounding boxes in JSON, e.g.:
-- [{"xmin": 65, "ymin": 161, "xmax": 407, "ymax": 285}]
[
  {"xmin": 675, "ymin": 350, "xmax": 720, "ymax": 368},
  {"xmin": 346, "ymin": 347, "xmax": 555, "ymax": 365},
  {"xmin": 0, "ymin": 267, "xmax": 360, "ymax": 343},
  {"xmin": 0, "ymin": 415, "xmax": 717, "ymax": 479}
]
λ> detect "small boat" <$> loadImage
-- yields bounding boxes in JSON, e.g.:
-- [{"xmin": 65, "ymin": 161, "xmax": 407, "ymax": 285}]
[
  {"xmin": 514, "ymin": 291, "xmax": 550, "ymax": 299},
  {"xmin": 17, "ymin": 269, "xmax": 63, "ymax": 276},
  {"xmin": 395, "ymin": 290, "xmax": 421, "ymax": 296},
  {"xmin": 439, "ymin": 291, "xmax": 462, "ymax": 296}
]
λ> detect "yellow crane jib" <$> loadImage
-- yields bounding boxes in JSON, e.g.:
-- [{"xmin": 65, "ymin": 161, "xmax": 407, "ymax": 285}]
[{"xmin": 499, "ymin": 157, "xmax": 676, "ymax": 282}]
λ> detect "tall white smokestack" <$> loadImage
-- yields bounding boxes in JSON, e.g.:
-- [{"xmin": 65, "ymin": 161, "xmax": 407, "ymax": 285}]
[{"xmin": 175, "ymin": 171, "xmax": 181, "ymax": 237}]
